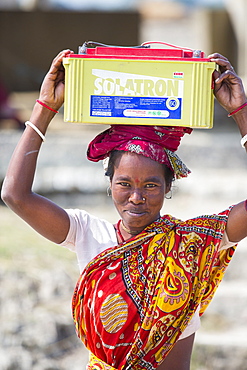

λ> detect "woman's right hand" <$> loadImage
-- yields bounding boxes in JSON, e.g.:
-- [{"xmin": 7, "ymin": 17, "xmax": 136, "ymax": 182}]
[{"xmin": 38, "ymin": 49, "xmax": 74, "ymax": 112}]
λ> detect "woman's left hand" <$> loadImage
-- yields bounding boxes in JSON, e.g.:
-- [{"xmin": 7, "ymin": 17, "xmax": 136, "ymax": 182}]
[
  {"xmin": 209, "ymin": 53, "xmax": 246, "ymax": 114},
  {"xmin": 209, "ymin": 54, "xmax": 247, "ymax": 243}
]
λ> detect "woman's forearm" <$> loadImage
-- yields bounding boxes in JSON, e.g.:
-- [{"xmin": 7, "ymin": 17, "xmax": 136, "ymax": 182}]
[{"xmin": 1, "ymin": 103, "xmax": 55, "ymax": 209}]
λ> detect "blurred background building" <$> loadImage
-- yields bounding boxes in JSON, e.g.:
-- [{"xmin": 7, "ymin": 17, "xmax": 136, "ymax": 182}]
[{"xmin": 0, "ymin": 0, "xmax": 246, "ymax": 92}]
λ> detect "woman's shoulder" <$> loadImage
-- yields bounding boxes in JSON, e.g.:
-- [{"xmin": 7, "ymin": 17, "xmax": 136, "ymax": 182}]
[
  {"xmin": 162, "ymin": 206, "xmax": 233, "ymax": 225},
  {"xmin": 63, "ymin": 208, "xmax": 116, "ymax": 245},
  {"xmin": 161, "ymin": 207, "xmax": 233, "ymax": 234},
  {"xmin": 65, "ymin": 208, "xmax": 113, "ymax": 228}
]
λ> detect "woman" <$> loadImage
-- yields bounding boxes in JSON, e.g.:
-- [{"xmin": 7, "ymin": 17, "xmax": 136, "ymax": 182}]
[{"xmin": 1, "ymin": 50, "xmax": 247, "ymax": 370}]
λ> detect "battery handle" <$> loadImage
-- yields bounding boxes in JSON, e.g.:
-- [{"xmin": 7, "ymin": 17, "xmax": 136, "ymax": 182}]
[
  {"xmin": 78, "ymin": 40, "xmax": 203, "ymax": 58},
  {"xmin": 79, "ymin": 41, "xmax": 150, "ymax": 54}
]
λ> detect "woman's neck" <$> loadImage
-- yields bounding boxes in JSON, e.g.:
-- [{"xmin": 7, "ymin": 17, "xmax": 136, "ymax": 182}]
[{"xmin": 115, "ymin": 220, "xmax": 140, "ymax": 243}]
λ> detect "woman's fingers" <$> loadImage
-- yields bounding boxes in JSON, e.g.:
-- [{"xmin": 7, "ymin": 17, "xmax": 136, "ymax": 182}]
[
  {"xmin": 209, "ymin": 53, "xmax": 235, "ymax": 74},
  {"xmin": 48, "ymin": 49, "xmax": 74, "ymax": 79}
]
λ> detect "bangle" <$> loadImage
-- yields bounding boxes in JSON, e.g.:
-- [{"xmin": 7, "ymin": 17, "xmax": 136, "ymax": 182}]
[
  {"xmin": 25, "ymin": 121, "xmax": 46, "ymax": 142},
  {"xmin": 36, "ymin": 99, "xmax": 59, "ymax": 114},
  {"xmin": 240, "ymin": 133, "xmax": 247, "ymax": 148},
  {"xmin": 228, "ymin": 102, "xmax": 247, "ymax": 117}
]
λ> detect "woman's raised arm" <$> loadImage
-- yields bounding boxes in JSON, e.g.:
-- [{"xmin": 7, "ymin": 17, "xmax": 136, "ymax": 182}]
[
  {"xmin": 1, "ymin": 50, "xmax": 74, "ymax": 244},
  {"xmin": 210, "ymin": 53, "xmax": 247, "ymax": 242}
]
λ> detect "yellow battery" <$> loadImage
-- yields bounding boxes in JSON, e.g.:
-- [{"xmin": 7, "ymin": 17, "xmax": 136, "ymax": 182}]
[{"xmin": 63, "ymin": 48, "xmax": 216, "ymax": 128}]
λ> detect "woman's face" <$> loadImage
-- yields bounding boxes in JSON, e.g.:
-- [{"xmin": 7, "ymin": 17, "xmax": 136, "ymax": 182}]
[{"xmin": 111, "ymin": 152, "xmax": 170, "ymax": 233}]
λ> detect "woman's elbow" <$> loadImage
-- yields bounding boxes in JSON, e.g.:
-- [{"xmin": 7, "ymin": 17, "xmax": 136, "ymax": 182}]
[
  {"xmin": 1, "ymin": 177, "xmax": 25, "ymax": 211},
  {"xmin": 1, "ymin": 178, "xmax": 11, "ymax": 205}
]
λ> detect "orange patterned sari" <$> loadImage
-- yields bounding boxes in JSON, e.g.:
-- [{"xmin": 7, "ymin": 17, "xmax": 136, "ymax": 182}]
[{"xmin": 72, "ymin": 209, "xmax": 236, "ymax": 369}]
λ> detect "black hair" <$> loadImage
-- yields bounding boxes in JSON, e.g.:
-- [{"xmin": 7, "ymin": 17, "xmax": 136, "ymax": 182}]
[{"xmin": 105, "ymin": 150, "xmax": 174, "ymax": 187}]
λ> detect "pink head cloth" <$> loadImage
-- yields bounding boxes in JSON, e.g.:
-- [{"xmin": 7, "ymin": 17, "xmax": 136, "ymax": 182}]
[{"xmin": 87, "ymin": 125, "xmax": 192, "ymax": 179}]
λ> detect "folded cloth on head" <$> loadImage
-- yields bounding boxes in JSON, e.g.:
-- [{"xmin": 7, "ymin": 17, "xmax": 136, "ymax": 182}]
[{"xmin": 87, "ymin": 125, "xmax": 192, "ymax": 179}]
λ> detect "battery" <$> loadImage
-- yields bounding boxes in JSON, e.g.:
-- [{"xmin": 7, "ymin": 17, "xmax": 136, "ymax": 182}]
[{"xmin": 63, "ymin": 42, "xmax": 216, "ymax": 128}]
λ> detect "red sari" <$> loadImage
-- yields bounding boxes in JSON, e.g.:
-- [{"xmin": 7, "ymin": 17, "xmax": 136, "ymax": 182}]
[{"xmin": 72, "ymin": 209, "xmax": 236, "ymax": 369}]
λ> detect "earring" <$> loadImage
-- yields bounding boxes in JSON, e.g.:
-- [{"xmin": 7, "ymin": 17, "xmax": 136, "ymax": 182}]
[
  {"xmin": 107, "ymin": 186, "xmax": 112, "ymax": 197},
  {"xmin": 165, "ymin": 190, "xmax": 172, "ymax": 199}
]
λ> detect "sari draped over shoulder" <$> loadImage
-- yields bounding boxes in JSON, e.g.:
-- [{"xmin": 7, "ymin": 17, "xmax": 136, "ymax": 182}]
[{"xmin": 72, "ymin": 209, "xmax": 236, "ymax": 370}]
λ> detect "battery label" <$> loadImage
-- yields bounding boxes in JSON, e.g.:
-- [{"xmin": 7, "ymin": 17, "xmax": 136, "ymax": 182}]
[
  {"xmin": 90, "ymin": 95, "xmax": 182, "ymax": 119},
  {"xmin": 90, "ymin": 69, "xmax": 183, "ymax": 120},
  {"xmin": 91, "ymin": 96, "xmax": 182, "ymax": 119}
]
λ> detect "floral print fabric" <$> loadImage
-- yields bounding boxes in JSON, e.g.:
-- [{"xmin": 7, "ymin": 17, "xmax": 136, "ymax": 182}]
[{"xmin": 72, "ymin": 209, "xmax": 236, "ymax": 369}]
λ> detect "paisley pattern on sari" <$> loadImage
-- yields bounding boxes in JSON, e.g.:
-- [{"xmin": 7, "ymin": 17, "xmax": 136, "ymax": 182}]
[{"xmin": 72, "ymin": 209, "xmax": 236, "ymax": 369}]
